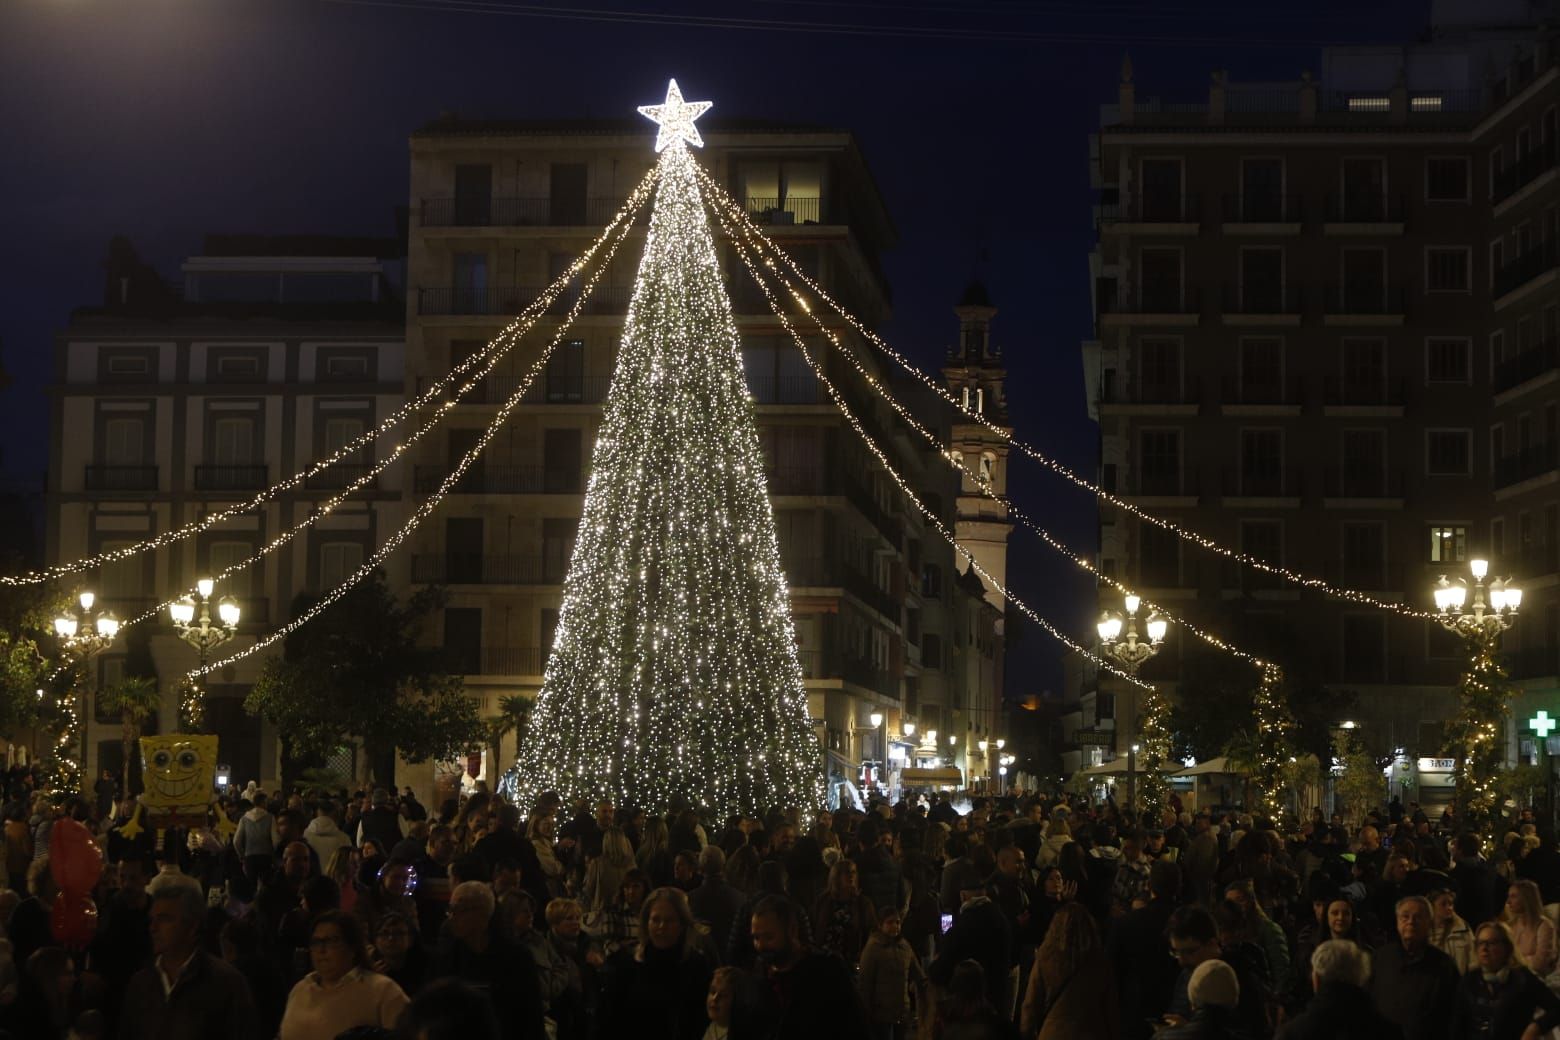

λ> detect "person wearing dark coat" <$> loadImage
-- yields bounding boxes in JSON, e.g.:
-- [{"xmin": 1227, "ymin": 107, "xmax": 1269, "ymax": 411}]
[
  {"xmin": 432, "ymin": 882, "xmax": 544, "ymax": 1040},
  {"xmin": 1276, "ymin": 940, "xmax": 1404, "ymax": 1040},
  {"xmin": 1154, "ymin": 960, "xmax": 1251, "ymax": 1040},
  {"xmin": 929, "ymin": 890, "xmax": 1015, "ymax": 1014},
  {"xmin": 596, "ymin": 888, "xmax": 714, "ymax": 1040},
  {"xmin": 1515, "ymin": 833, "xmax": 1560, "ymax": 906},
  {"xmin": 1450, "ymin": 921, "xmax": 1560, "ymax": 1040},
  {"xmin": 748, "ymin": 894, "xmax": 868, "ymax": 1038},
  {"xmin": 473, "ymin": 805, "xmax": 551, "ymax": 915},
  {"xmin": 117, "ymin": 878, "xmax": 261, "ymax": 1040},
  {"xmin": 686, "ymin": 846, "xmax": 747, "ymax": 958},
  {"xmin": 1450, "ymin": 833, "xmax": 1500, "ymax": 929},
  {"xmin": 1109, "ymin": 860, "xmax": 1182, "ymax": 1040},
  {"xmin": 853, "ymin": 819, "xmax": 902, "ymax": 917},
  {"xmin": 1368, "ymin": 895, "xmax": 1458, "ymax": 1040}
]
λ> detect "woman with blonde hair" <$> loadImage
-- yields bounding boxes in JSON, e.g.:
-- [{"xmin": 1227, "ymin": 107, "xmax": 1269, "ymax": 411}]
[
  {"xmin": 1036, "ymin": 816, "xmax": 1074, "ymax": 869},
  {"xmin": 1501, "ymin": 878, "xmax": 1557, "ymax": 975},
  {"xmin": 324, "ymin": 845, "xmax": 363, "ymax": 915},
  {"xmin": 637, "ymin": 815, "xmax": 673, "ymax": 887},
  {"xmin": 1022, "ymin": 901, "xmax": 1119, "ymax": 1039},
  {"xmin": 582, "ymin": 826, "xmax": 637, "ymax": 913},
  {"xmin": 528, "ymin": 811, "xmax": 565, "ymax": 898}
]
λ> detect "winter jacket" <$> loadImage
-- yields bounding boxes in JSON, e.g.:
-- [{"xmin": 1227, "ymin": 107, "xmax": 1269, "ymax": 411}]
[
  {"xmin": 1368, "ymin": 941, "xmax": 1460, "ymax": 1040},
  {"xmin": 301, "ymin": 816, "xmax": 351, "ymax": 871},
  {"xmin": 810, "ymin": 891, "xmax": 877, "ymax": 968},
  {"xmin": 857, "ymin": 931, "xmax": 925, "ymax": 1025},
  {"xmin": 1023, "ymin": 946, "xmax": 1120, "ymax": 1040},
  {"xmin": 1431, "ymin": 915, "xmax": 1475, "ymax": 976},
  {"xmin": 233, "ymin": 807, "xmax": 275, "ymax": 861},
  {"xmin": 1450, "ymin": 965, "xmax": 1560, "ymax": 1040},
  {"xmin": 515, "ymin": 927, "xmax": 569, "ymax": 1009},
  {"xmin": 1036, "ymin": 832, "xmax": 1073, "ymax": 870},
  {"xmin": 1275, "ymin": 980, "xmax": 1404, "ymax": 1040},
  {"xmin": 118, "ymin": 950, "xmax": 261, "ymax": 1040}
]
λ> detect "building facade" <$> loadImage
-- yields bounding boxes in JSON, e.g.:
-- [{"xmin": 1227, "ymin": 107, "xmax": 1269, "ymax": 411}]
[
  {"xmin": 1079, "ymin": 3, "xmax": 1560, "ymax": 784},
  {"xmin": 402, "ymin": 117, "xmax": 1007, "ymax": 802},
  {"xmin": 46, "ymin": 236, "xmax": 406, "ymax": 790}
]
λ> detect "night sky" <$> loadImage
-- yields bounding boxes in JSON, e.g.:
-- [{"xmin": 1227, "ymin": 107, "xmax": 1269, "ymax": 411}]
[{"xmin": 0, "ymin": 0, "xmax": 1430, "ymax": 698}]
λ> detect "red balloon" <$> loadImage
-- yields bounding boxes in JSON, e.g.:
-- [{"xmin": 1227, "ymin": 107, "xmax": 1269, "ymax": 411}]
[
  {"xmin": 49, "ymin": 818, "xmax": 104, "ymax": 896},
  {"xmin": 49, "ymin": 892, "xmax": 98, "ymax": 949}
]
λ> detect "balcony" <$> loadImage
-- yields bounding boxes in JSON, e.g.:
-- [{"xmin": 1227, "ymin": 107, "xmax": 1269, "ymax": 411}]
[
  {"xmin": 1323, "ymin": 286, "xmax": 1407, "ymax": 324},
  {"xmin": 413, "ymin": 465, "xmax": 581, "ymax": 495},
  {"xmin": 1221, "ymin": 285, "xmax": 1304, "ymax": 324},
  {"xmin": 466, "ymin": 646, "xmax": 547, "ymax": 676},
  {"xmin": 193, "ymin": 464, "xmax": 268, "ymax": 492},
  {"xmin": 841, "ymin": 475, "xmax": 903, "ymax": 550},
  {"xmin": 1493, "ymin": 442, "xmax": 1559, "ymax": 489},
  {"xmin": 1099, "ymin": 194, "xmax": 1201, "ymax": 229},
  {"xmin": 417, "ymin": 285, "xmax": 631, "ymax": 318},
  {"xmin": 1323, "ymin": 469, "xmax": 1406, "ymax": 504},
  {"xmin": 1493, "ymin": 141, "xmax": 1559, "ymax": 205},
  {"xmin": 840, "ymin": 656, "xmax": 899, "ymax": 700},
  {"xmin": 1220, "ymin": 193, "xmax": 1304, "ymax": 226},
  {"xmin": 1099, "ymin": 288, "xmax": 1201, "ymax": 327},
  {"xmin": 1323, "ymin": 377, "xmax": 1407, "ymax": 413},
  {"xmin": 1494, "ymin": 341, "xmax": 1559, "ymax": 395},
  {"xmin": 746, "ymin": 374, "xmax": 826, "ymax": 405},
  {"xmin": 742, "ymin": 196, "xmax": 824, "ymax": 226},
  {"xmin": 1494, "ymin": 242, "xmax": 1560, "ymax": 303},
  {"xmin": 1322, "ymin": 194, "xmax": 1406, "ymax": 229},
  {"xmin": 84, "ymin": 465, "xmax": 157, "ymax": 492},
  {"xmin": 1097, "ymin": 378, "xmax": 1201, "ymax": 414},
  {"xmin": 768, "ymin": 466, "xmax": 837, "ymax": 497},
  {"xmin": 1220, "ymin": 467, "xmax": 1303, "ymax": 501},
  {"xmin": 303, "ymin": 464, "xmax": 379, "ymax": 491},
  {"xmin": 410, "ymin": 554, "xmax": 566, "ymax": 585},
  {"xmin": 1220, "ymin": 376, "xmax": 1303, "ymax": 413},
  {"xmin": 419, "ymin": 196, "xmax": 623, "ymax": 228},
  {"xmin": 1127, "ymin": 472, "xmax": 1199, "ymax": 502}
]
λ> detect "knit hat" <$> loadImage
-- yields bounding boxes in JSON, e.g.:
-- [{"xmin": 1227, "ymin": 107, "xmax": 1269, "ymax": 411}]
[{"xmin": 1188, "ymin": 959, "xmax": 1240, "ymax": 1010}]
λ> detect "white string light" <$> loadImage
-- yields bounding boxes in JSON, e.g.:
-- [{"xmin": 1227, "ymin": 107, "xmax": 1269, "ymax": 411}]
[
  {"xmin": 711, "ymin": 202, "xmax": 1151, "ymax": 691},
  {"xmin": 4, "ymin": 165, "xmax": 661, "ymax": 589},
  {"xmin": 187, "ymin": 186, "xmax": 649, "ymax": 679},
  {"xmin": 115, "ymin": 189, "xmax": 652, "ymax": 637},
  {"xmin": 695, "ymin": 164, "xmax": 1438, "ymax": 623},
  {"xmin": 716, "ymin": 205, "xmax": 1270, "ymax": 670}
]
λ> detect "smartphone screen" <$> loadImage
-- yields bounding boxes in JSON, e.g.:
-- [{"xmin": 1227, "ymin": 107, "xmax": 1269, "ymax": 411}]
[{"xmin": 940, "ymin": 912, "xmax": 954, "ymax": 934}]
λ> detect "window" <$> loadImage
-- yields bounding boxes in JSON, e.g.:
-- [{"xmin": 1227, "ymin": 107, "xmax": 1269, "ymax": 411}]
[
  {"xmin": 210, "ymin": 350, "xmax": 265, "ymax": 383},
  {"xmin": 323, "ymin": 355, "xmax": 370, "ymax": 381},
  {"xmin": 101, "ymin": 349, "xmax": 155, "ymax": 383},
  {"xmin": 1341, "ymin": 158, "xmax": 1386, "ymax": 220},
  {"xmin": 1138, "ymin": 429, "xmax": 1181, "ymax": 495},
  {"xmin": 921, "ymin": 563, "xmax": 942, "ymax": 599},
  {"xmin": 1139, "ymin": 249, "xmax": 1183, "ymax": 312},
  {"xmin": 1341, "ymin": 338, "xmax": 1386, "ymax": 403},
  {"xmin": 1426, "ymin": 247, "xmax": 1471, "ymax": 292},
  {"xmin": 1138, "ymin": 522, "xmax": 1180, "ymax": 587},
  {"xmin": 1239, "ymin": 338, "xmax": 1284, "ymax": 402},
  {"xmin": 1341, "ymin": 429, "xmax": 1386, "ymax": 495},
  {"xmin": 452, "ymin": 164, "xmax": 493, "ymax": 226},
  {"xmin": 1139, "ymin": 158, "xmax": 1184, "ymax": 221},
  {"xmin": 549, "ymin": 163, "xmax": 588, "ymax": 225},
  {"xmin": 1426, "ymin": 338, "xmax": 1471, "ymax": 383},
  {"xmin": 921, "ymin": 633, "xmax": 942, "ymax": 670},
  {"xmin": 1240, "ymin": 248, "xmax": 1284, "ymax": 312},
  {"xmin": 211, "ymin": 416, "xmax": 256, "ymax": 466},
  {"xmin": 542, "ymin": 428, "xmax": 582, "ymax": 493},
  {"xmin": 1491, "ymin": 239, "xmax": 1506, "ymax": 289},
  {"xmin": 97, "ymin": 540, "xmax": 140, "ymax": 603},
  {"xmin": 1341, "ymin": 614, "xmax": 1387, "ymax": 683},
  {"xmin": 1425, "ymin": 158, "xmax": 1470, "ymax": 202},
  {"xmin": 1139, "ymin": 339, "xmax": 1181, "ymax": 402},
  {"xmin": 1342, "ymin": 523, "xmax": 1385, "ymax": 586},
  {"xmin": 542, "ymin": 518, "xmax": 578, "ymax": 583},
  {"xmin": 1347, "ymin": 97, "xmax": 1389, "ymax": 112},
  {"xmin": 444, "ymin": 608, "xmax": 483, "ymax": 676},
  {"xmin": 102, "ymin": 417, "xmax": 147, "ymax": 465},
  {"xmin": 208, "ymin": 540, "xmax": 255, "ymax": 599},
  {"xmin": 1490, "ymin": 147, "xmax": 1505, "ymax": 198},
  {"xmin": 1427, "ymin": 430, "xmax": 1472, "ymax": 475},
  {"xmin": 1239, "ymin": 429, "xmax": 1283, "ymax": 495},
  {"xmin": 540, "ymin": 608, "xmax": 560, "ymax": 663},
  {"xmin": 1429, "ymin": 526, "xmax": 1467, "ymax": 563},
  {"xmin": 1240, "ymin": 158, "xmax": 1285, "ymax": 221},
  {"xmin": 1239, "ymin": 519, "xmax": 1283, "ymax": 571},
  {"xmin": 546, "ymin": 340, "xmax": 585, "ymax": 402},
  {"xmin": 319, "ymin": 541, "xmax": 364, "ymax": 591},
  {"xmin": 738, "ymin": 160, "xmax": 824, "ymax": 224},
  {"xmin": 1341, "ymin": 249, "xmax": 1387, "ymax": 311},
  {"xmin": 1493, "ymin": 517, "xmax": 1506, "ymax": 557}
]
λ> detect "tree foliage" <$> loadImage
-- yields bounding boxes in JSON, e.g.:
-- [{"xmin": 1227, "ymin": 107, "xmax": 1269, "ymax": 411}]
[
  {"xmin": 0, "ymin": 582, "xmax": 69, "ymax": 741},
  {"xmin": 1334, "ymin": 728, "xmax": 1386, "ymax": 825},
  {"xmin": 244, "ymin": 571, "xmax": 482, "ymax": 784},
  {"xmin": 98, "ymin": 675, "xmax": 161, "ymax": 795}
]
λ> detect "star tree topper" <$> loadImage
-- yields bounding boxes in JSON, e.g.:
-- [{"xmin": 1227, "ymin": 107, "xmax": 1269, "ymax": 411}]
[{"xmin": 637, "ymin": 78, "xmax": 713, "ymax": 153}]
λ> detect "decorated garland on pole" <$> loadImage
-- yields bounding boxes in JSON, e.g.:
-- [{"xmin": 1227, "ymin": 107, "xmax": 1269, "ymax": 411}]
[
  {"xmin": 1253, "ymin": 664, "xmax": 1297, "ymax": 820},
  {"xmin": 1441, "ymin": 635, "xmax": 1513, "ymax": 829},
  {"xmin": 1134, "ymin": 685, "xmax": 1173, "ymax": 821}
]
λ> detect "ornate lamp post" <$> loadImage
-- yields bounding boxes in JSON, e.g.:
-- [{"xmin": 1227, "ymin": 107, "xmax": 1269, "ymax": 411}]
[
  {"xmin": 868, "ymin": 711, "xmax": 884, "ymax": 798},
  {"xmin": 1097, "ymin": 593, "xmax": 1169, "ymax": 815},
  {"xmin": 171, "ymin": 579, "xmax": 240, "ymax": 729},
  {"xmin": 52, "ymin": 590, "xmax": 120, "ymax": 790},
  {"xmin": 1433, "ymin": 558, "xmax": 1521, "ymax": 826}
]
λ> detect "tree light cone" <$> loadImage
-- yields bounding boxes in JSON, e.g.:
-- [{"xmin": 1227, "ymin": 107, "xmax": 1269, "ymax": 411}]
[{"xmin": 504, "ymin": 140, "xmax": 822, "ymax": 816}]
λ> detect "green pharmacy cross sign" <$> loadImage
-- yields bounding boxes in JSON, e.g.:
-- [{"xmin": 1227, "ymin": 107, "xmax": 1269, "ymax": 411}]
[{"xmin": 1531, "ymin": 710, "xmax": 1557, "ymax": 739}]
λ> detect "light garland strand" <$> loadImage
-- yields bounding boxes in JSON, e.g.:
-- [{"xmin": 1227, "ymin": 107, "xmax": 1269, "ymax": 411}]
[
  {"xmin": 718, "ymin": 208, "xmax": 1270, "ymax": 672},
  {"xmin": 186, "ymin": 195, "xmax": 643, "ymax": 680},
  {"xmin": 3, "ymin": 166, "xmax": 661, "ymax": 589},
  {"xmin": 713, "ymin": 203, "xmax": 1150, "ymax": 690},
  {"xmin": 696, "ymin": 165, "xmax": 1437, "ymax": 623},
  {"xmin": 1442, "ymin": 634, "xmax": 1513, "ymax": 828},
  {"xmin": 1134, "ymin": 685, "xmax": 1173, "ymax": 820},
  {"xmin": 114, "ymin": 189, "xmax": 652, "ymax": 640},
  {"xmin": 1253, "ymin": 663, "xmax": 1297, "ymax": 819}
]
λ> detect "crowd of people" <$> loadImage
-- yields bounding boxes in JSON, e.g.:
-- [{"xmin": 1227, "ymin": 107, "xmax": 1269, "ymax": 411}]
[{"xmin": 0, "ymin": 763, "xmax": 1558, "ymax": 1040}]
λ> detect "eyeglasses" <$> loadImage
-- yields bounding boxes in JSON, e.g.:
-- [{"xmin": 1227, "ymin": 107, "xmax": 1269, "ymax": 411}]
[
  {"xmin": 309, "ymin": 936, "xmax": 346, "ymax": 949},
  {"xmin": 1476, "ymin": 939, "xmax": 1510, "ymax": 949}
]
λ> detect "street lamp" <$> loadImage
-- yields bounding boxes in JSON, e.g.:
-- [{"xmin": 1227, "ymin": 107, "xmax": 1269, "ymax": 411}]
[
  {"xmin": 868, "ymin": 711, "xmax": 885, "ymax": 798},
  {"xmin": 53, "ymin": 590, "xmax": 120, "ymax": 790},
  {"xmin": 1129, "ymin": 742, "xmax": 1141, "ymax": 811},
  {"xmin": 1097, "ymin": 593, "xmax": 1169, "ymax": 677},
  {"xmin": 170, "ymin": 578, "xmax": 241, "ymax": 730},
  {"xmin": 1434, "ymin": 559, "xmax": 1521, "ymax": 643}
]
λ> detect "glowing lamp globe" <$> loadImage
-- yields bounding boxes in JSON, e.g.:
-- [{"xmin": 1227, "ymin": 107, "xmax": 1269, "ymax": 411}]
[
  {"xmin": 170, "ymin": 598, "xmax": 196, "ymax": 626},
  {"xmin": 218, "ymin": 598, "xmax": 241, "ymax": 627}
]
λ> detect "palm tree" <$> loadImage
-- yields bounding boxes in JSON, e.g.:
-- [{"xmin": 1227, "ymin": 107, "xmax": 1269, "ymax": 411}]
[
  {"xmin": 99, "ymin": 676, "xmax": 161, "ymax": 796},
  {"xmin": 1222, "ymin": 729, "xmax": 1262, "ymax": 809},
  {"xmin": 485, "ymin": 694, "xmax": 531, "ymax": 776}
]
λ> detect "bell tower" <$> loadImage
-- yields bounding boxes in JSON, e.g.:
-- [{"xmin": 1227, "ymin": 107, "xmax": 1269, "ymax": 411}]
[{"xmin": 942, "ymin": 282, "xmax": 1012, "ymax": 612}]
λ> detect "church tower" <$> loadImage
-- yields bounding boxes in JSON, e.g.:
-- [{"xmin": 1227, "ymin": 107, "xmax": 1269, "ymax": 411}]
[{"xmin": 942, "ymin": 282, "xmax": 1012, "ymax": 613}]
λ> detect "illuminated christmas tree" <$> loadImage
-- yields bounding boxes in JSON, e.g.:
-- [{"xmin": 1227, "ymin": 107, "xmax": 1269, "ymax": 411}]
[{"xmin": 505, "ymin": 81, "xmax": 822, "ymax": 816}]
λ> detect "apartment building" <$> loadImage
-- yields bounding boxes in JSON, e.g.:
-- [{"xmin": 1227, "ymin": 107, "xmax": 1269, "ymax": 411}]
[
  {"xmin": 47, "ymin": 235, "xmax": 406, "ymax": 789},
  {"xmin": 1079, "ymin": 2, "xmax": 1560, "ymax": 780},
  {"xmin": 402, "ymin": 117, "xmax": 1008, "ymax": 801}
]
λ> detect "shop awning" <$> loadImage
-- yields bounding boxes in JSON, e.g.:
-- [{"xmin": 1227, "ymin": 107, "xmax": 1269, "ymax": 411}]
[
  {"xmin": 1079, "ymin": 760, "xmax": 1129, "ymax": 776},
  {"xmin": 900, "ymin": 767, "xmax": 963, "ymax": 786},
  {"xmin": 1174, "ymin": 756, "xmax": 1244, "ymax": 776}
]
